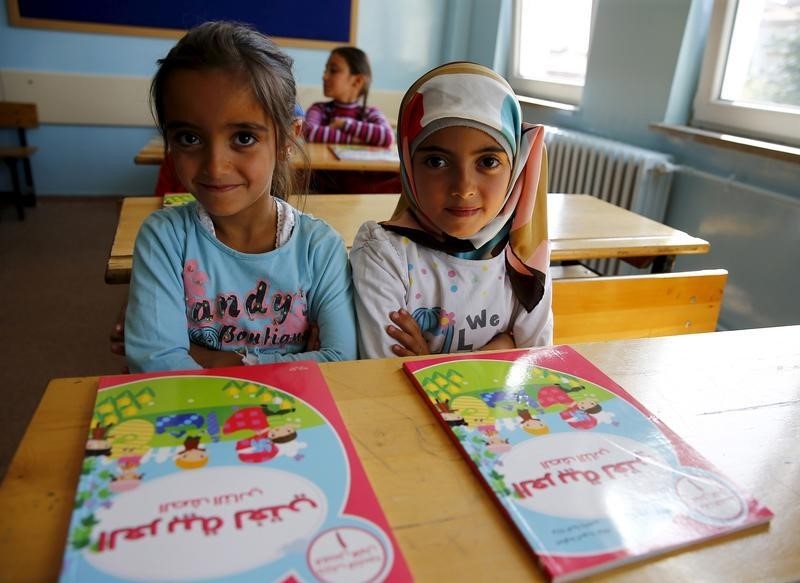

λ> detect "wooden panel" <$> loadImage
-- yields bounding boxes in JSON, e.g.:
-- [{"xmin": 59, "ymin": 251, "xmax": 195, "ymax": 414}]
[
  {"xmin": 0, "ymin": 146, "xmax": 37, "ymax": 158},
  {"xmin": 1, "ymin": 70, "xmax": 152, "ymax": 126},
  {"xmin": 0, "ymin": 70, "xmax": 403, "ymax": 128},
  {"xmin": 552, "ymin": 269, "xmax": 727, "ymax": 344},
  {"xmin": 0, "ymin": 101, "xmax": 38, "ymax": 128}
]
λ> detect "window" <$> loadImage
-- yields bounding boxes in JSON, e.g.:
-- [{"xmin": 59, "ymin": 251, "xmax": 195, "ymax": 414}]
[
  {"xmin": 508, "ymin": 0, "xmax": 595, "ymax": 106},
  {"xmin": 693, "ymin": 0, "xmax": 800, "ymax": 146}
]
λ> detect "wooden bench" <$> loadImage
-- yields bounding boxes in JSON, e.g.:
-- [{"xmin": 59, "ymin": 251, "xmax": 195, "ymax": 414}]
[
  {"xmin": 552, "ymin": 269, "xmax": 727, "ymax": 344},
  {"xmin": 0, "ymin": 102, "xmax": 38, "ymax": 220}
]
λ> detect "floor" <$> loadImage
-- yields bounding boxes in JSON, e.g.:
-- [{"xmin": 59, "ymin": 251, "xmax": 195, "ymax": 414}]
[{"xmin": 0, "ymin": 197, "xmax": 130, "ymax": 480}]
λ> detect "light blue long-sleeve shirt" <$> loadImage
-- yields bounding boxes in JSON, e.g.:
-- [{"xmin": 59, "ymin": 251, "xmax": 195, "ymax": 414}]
[{"xmin": 126, "ymin": 201, "xmax": 357, "ymax": 372}]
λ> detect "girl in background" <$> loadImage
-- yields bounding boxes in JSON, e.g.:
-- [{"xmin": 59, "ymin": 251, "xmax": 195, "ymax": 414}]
[
  {"xmin": 349, "ymin": 62, "xmax": 552, "ymax": 358},
  {"xmin": 304, "ymin": 46, "xmax": 393, "ymax": 147},
  {"xmin": 125, "ymin": 21, "xmax": 357, "ymax": 372}
]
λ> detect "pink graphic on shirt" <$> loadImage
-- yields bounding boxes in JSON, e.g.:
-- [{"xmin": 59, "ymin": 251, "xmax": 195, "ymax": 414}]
[
  {"xmin": 182, "ymin": 265, "xmax": 313, "ymax": 351},
  {"xmin": 183, "ymin": 259, "xmax": 209, "ymax": 303}
]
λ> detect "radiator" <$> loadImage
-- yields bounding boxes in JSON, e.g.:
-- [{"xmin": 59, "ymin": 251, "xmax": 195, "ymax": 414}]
[{"xmin": 544, "ymin": 126, "xmax": 675, "ymax": 275}]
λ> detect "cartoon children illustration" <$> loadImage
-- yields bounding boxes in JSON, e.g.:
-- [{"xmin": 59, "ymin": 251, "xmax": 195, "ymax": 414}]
[
  {"xmin": 517, "ymin": 409, "xmax": 549, "ymax": 435},
  {"xmin": 109, "ymin": 455, "xmax": 144, "ymax": 493},
  {"xmin": 174, "ymin": 436, "xmax": 209, "ymax": 470},
  {"xmin": 479, "ymin": 425, "xmax": 512, "ymax": 454},
  {"xmin": 537, "ymin": 384, "xmax": 601, "ymax": 430},
  {"xmin": 223, "ymin": 407, "xmax": 278, "ymax": 463},
  {"xmin": 266, "ymin": 423, "xmax": 299, "ymax": 444},
  {"xmin": 85, "ymin": 424, "xmax": 113, "ymax": 457},
  {"xmin": 435, "ymin": 400, "xmax": 466, "ymax": 427}
]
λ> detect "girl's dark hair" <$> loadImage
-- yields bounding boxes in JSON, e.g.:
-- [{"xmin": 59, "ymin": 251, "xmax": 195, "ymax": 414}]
[
  {"xmin": 331, "ymin": 46, "xmax": 372, "ymax": 121},
  {"xmin": 151, "ymin": 21, "xmax": 308, "ymax": 198}
]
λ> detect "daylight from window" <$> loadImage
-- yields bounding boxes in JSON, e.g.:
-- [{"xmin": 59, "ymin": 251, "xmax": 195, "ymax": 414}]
[
  {"xmin": 721, "ymin": 0, "xmax": 800, "ymax": 111},
  {"xmin": 517, "ymin": 0, "xmax": 593, "ymax": 86}
]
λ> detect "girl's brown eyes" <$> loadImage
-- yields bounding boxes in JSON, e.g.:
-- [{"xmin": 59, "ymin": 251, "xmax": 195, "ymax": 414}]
[
  {"xmin": 173, "ymin": 132, "xmax": 200, "ymax": 147},
  {"xmin": 479, "ymin": 156, "xmax": 502, "ymax": 169},
  {"xmin": 423, "ymin": 156, "xmax": 447, "ymax": 168},
  {"xmin": 233, "ymin": 133, "xmax": 258, "ymax": 147}
]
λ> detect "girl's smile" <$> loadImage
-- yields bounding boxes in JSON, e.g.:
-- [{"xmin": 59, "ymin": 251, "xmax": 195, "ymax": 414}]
[{"xmin": 411, "ymin": 126, "xmax": 512, "ymax": 239}]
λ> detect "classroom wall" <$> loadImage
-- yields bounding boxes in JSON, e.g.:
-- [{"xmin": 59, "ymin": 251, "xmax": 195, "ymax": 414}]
[
  {"xmin": 510, "ymin": 0, "xmax": 800, "ymax": 330},
  {"xmin": 2, "ymin": 0, "xmax": 797, "ymax": 330},
  {"xmin": 0, "ymin": 0, "xmax": 447, "ymax": 195}
]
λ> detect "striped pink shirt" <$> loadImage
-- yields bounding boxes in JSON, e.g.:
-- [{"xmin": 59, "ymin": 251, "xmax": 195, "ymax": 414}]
[{"xmin": 304, "ymin": 100, "xmax": 393, "ymax": 147}]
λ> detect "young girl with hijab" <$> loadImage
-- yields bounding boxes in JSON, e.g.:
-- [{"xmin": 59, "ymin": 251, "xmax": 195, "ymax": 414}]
[{"xmin": 349, "ymin": 62, "xmax": 552, "ymax": 358}]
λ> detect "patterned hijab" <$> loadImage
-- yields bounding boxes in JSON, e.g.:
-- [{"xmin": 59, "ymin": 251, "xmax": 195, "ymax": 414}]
[{"xmin": 382, "ymin": 62, "xmax": 549, "ymax": 312}]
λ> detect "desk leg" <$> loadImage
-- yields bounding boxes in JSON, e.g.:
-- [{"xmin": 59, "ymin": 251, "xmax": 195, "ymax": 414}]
[{"xmin": 651, "ymin": 255, "xmax": 676, "ymax": 273}]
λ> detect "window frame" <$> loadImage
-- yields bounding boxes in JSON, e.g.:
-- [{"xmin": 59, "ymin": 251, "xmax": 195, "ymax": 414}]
[
  {"xmin": 693, "ymin": 0, "xmax": 800, "ymax": 146},
  {"xmin": 507, "ymin": 0, "xmax": 596, "ymax": 106}
]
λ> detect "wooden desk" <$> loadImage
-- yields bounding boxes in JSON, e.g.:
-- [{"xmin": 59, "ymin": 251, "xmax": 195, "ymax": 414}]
[
  {"xmin": 132, "ymin": 136, "xmax": 164, "ymax": 165},
  {"xmin": 105, "ymin": 193, "xmax": 709, "ymax": 285},
  {"xmin": 104, "ymin": 194, "xmax": 400, "ymax": 284},
  {"xmin": 548, "ymin": 194, "xmax": 709, "ymax": 270},
  {"xmin": 135, "ymin": 138, "xmax": 400, "ymax": 173},
  {"xmin": 2, "ymin": 326, "xmax": 798, "ymax": 582}
]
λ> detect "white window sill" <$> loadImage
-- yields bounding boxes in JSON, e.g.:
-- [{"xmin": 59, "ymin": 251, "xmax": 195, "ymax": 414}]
[
  {"xmin": 516, "ymin": 94, "xmax": 578, "ymax": 113},
  {"xmin": 650, "ymin": 123, "xmax": 800, "ymax": 165}
]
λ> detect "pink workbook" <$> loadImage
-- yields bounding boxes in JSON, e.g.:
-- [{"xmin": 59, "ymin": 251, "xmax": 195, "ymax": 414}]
[
  {"xmin": 60, "ymin": 361, "xmax": 412, "ymax": 582},
  {"xmin": 403, "ymin": 345, "xmax": 772, "ymax": 582}
]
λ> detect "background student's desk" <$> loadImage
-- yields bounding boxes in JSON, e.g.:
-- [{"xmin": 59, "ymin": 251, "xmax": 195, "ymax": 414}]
[
  {"xmin": 104, "ymin": 194, "xmax": 400, "ymax": 284},
  {"xmin": 548, "ymin": 193, "xmax": 709, "ymax": 271},
  {"xmin": 104, "ymin": 193, "xmax": 709, "ymax": 285},
  {"xmin": 1, "ymin": 326, "xmax": 798, "ymax": 582},
  {"xmin": 134, "ymin": 137, "xmax": 401, "ymax": 173}
]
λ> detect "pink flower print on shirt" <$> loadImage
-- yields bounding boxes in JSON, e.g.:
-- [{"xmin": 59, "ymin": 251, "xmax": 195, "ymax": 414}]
[{"xmin": 183, "ymin": 259, "xmax": 209, "ymax": 303}]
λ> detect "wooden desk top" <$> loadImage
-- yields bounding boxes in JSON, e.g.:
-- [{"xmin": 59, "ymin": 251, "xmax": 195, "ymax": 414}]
[
  {"xmin": 132, "ymin": 137, "xmax": 164, "ymax": 165},
  {"xmin": 104, "ymin": 194, "xmax": 400, "ymax": 284},
  {"xmin": 547, "ymin": 193, "xmax": 709, "ymax": 262},
  {"xmin": 135, "ymin": 138, "xmax": 400, "ymax": 173},
  {"xmin": 298, "ymin": 143, "xmax": 400, "ymax": 173},
  {"xmin": 105, "ymin": 193, "xmax": 709, "ymax": 285},
  {"xmin": 2, "ymin": 326, "xmax": 798, "ymax": 582}
]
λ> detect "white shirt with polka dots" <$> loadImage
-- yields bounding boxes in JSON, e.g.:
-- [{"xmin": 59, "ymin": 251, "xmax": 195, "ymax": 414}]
[{"xmin": 350, "ymin": 221, "xmax": 553, "ymax": 359}]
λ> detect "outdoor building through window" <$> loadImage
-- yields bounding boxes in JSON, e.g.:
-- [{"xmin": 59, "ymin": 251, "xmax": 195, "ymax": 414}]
[
  {"xmin": 693, "ymin": 0, "xmax": 800, "ymax": 146},
  {"xmin": 508, "ymin": 0, "xmax": 595, "ymax": 106}
]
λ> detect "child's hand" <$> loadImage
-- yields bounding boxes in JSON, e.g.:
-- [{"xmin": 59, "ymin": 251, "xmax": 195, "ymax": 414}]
[
  {"xmin": 306, "ymin": 322, "xmax": 321, "ymax": 352},
  {"xmin": 189, "ymin": 343, "xmax": 242, "ymax": 368},
  {"xmin": 387, "ymin": 309, "xmax": 430, "ymax": 357},
  {"xmin": 329, "ymin": 117, "xmax": 349, "ymax": 130},
  {"xmin": 480, "ymin": 332, "xmax": 516, "ymax": 351}
]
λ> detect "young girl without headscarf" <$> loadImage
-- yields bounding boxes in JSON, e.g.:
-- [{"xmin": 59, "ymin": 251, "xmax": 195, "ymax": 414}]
[{"xmin": 349, "ymin": 62, "xmax": 552, "ymax": 358}]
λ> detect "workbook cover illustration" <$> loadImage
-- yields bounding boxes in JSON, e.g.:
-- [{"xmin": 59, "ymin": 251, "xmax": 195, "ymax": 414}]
[
  {"xmin": 60, "ymin": 362, "xmax": 411, "ymax": 583},
  {"xmin": 403, "ymin": 346, "xmax": 772, "ymax": 582},
  {"xmin": 162, "ymin": 192, "xmax": 195, "ymax": 207}
]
